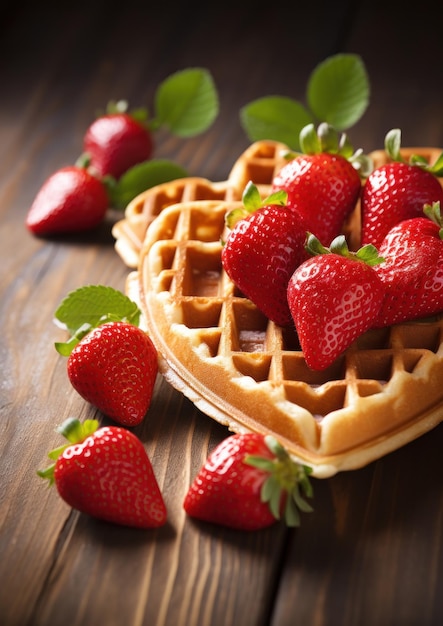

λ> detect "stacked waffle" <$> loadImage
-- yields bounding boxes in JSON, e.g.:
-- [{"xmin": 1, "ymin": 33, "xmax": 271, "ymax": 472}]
[{"xmin": 114, "ymin": 141, "xmax": 443, "ymax": 478}]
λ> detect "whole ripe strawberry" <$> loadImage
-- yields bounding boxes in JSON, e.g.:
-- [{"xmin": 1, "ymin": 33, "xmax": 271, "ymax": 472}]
[
  {"xmin": 25, "ymin": 166, "xmax": 109, "ymax": 236},
  {"xmin": 361, "ymin": 129, "xmax": 443, "ymax": 248},
  {"xmin": 67, "ymin": 322, "xmax": 158, "ymax": 427},
  {"xmin": 38, "ymin": 418, "xmax": 166, "ymax": 528},
  {"xmin": 83, "ymin": 103, "xmax": 153, "ymax": 179},
  {"xmin": 183, "ymin": 433, "xmax": 313, "ymax": 530},
  {"xmin": 221, "ymin": 182, "xmax": 309, "ymax": 326},
  {"xmin": 287, "ymin": 234, "xmax": 385, "ymax": 371},
  {"xmin": 271, "ymin": 123, "xmax": 370, "ymax": 246},
  {"xmin": 373, "ymin": 202, "xmax": 443, "ymax": 327}
]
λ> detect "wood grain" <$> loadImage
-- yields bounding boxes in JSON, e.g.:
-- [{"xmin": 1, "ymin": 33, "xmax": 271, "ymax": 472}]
[{"xmin": 1, "ymin": 2, "xmax": 443, "ymax": 625}]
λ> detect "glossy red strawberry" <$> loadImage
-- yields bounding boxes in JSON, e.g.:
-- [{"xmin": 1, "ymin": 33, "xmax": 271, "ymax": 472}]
[
  {"xmin": 38, "ymin": 418, "xmax": 166, "ymax": 528},
  {"xmin": 83, "ymin": 108, "xmax": 153, "ymax": 179},
  {"xmin": 287, "ymin": 235, "xmax": 385, "ymax": 370},
  {"xmin": 26, "ymin": 166, "xmax": 109, "ymax": 236},
  {"xmin": 221, "ymin": 182, "xmax": 309, "ymax": 326},
  {"xmin": 271, "ymin": 124, "xmax": 368, "ymax": 245},
  {"xmin": 361, "ymin": 129, "xmax": 443, "ymax": 248},
  {"xmin": 183, "ymin": 433, "xmax": 313, "ymax": 530},
  {"xmin": 374, "ymin": 203, "xmax": 443, "ymax": 327},
  {"xmin": 67, "ymin": 322, "xmax": 158, "ymax": 427}
]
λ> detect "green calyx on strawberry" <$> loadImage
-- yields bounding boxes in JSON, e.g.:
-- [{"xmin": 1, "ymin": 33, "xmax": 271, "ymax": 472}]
[
  {"xmin": 183, "ymin": 433, "xmax": 314, "ymax": 530},
  {"xmin": 272, "ymin": 123, "xmax": 371, "ymax": 246},
  {"xmin": 244, "ymin": 435, "xmax": 314, "ymax": 527},
  {"xmin": 288, "ymin": 234, "xmax": 386, "ymax": 370},
  {"xmin": 222, "ymin": 182, "xmax": 309, "ymax": 326},
  {"xmin": 384, "ymin": 128, "xmax": 443, "ymax": 175},
  {"xmin": 361, "ymin": 129, "xmax": 443, "ymax": 248},
  {"xmin": 54, "ymin": 285, "xmax": 158, "ymax": 427},
  {"xmin": 305, "ymin": 231, "xmax": 384, "ymax": 266},
  {"xmin": 299, "ymin": 122, "xmax": 373, "ymax": 176},
  {"xmin": 224, "ymin": 179, "xmax": 288, "ymax": 229},
  {"xmin": 38, "ymin": 417, "xmax": 167, "ymax": 529}
]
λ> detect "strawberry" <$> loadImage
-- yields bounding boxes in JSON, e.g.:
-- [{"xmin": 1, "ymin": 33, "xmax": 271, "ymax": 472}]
[
  {"xmin": 221, "ymin": 182, "xmax": 309, "ymax": 326},
  {"xmin": 361, "ymin": 129, "xmax": 443, "ymax": 248},
  {"xmin": 271, "ymin": 123, "xmax": 370, "ymax": 245},
  {"xmin": 374, "ymin": 202, "xmax": 443, "ymax": 327},
  {"xmin": 25, "ymin": 166, "xmax": 109, "ymax": 236},
  {"xmin": 183, "ymin": 433, "xmax": 313, "ymax": 530},
  {"xmin": 67, "ymin": 322, "xmax": 158, "ymax": 427},
  {"xmin": 287, "ymin": 234, "xmax": 385, "ymax": 370},
  {"xmin": 82, "ymin": 103, "xmax": 153, "ymax": 179},
  {"xmin": 38, "ymin": 418, "xmax": 166, "ymax": 528}
]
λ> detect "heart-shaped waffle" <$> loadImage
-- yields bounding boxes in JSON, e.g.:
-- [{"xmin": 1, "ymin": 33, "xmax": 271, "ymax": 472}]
[{"xmin": 126, "ymin": 144, "xmax": 443, "ymax": 477}]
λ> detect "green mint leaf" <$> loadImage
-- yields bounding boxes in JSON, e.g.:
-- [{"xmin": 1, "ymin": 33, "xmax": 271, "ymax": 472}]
[
  {"xmin": 307, "ymin": 53, "xmax": 370, "ymax": 131},
  {"xmin": 239, "ymin": 96, "xmax": 313, "ymax": 149},
  {"xmin": 54, "ymin": 285, "xmax": 141, "ymax": 335},
  {"xmin": 153, "ymin": 67, "xmax": 219, "ymax": 137},
  {"xmin": 110, "ymin": 159, "xmax": 188, "ymax": 210}
]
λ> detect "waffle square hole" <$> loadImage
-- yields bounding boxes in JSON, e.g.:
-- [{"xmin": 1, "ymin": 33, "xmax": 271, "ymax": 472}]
[
  {"xmin": 147, "ymin": 188, "xmax": 187, "ymax": 218},
  {"xmin": 181, "ymin": 299, "xmax": 223, "ymax": 329},
  {"xmin": 231, "ymin": 354, "xmax": 272, "ymax": 382},
  {"xmin": 282, "ymin": 353, "xmax": 346, "ymax": 385},
  {"xmin": 355, "ymin": 327, "xmax": 391, "ymax": 350},
  {"xmin": 393, "ymin": 323, "xmax": 442, "ymax": 352},
  {"xmin": 231, "ymin": 301, "xmax": 269, "ymax": 353},
  {"xmin": 352, "ymin": 352, "xmax": 393, "ymax": 384},
  {"xmin": 188, "ymin": 208, "xmax": 225, "ymax": 242},
  {"xmin": 284, "ymin": 381, "xmax": 348, "ymax": 418},
  {"xmin": 181, "ymin": 247, "xmax": 223, "ymax": 297}
]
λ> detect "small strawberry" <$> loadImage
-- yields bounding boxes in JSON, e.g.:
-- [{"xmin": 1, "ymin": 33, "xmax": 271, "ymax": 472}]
[
  {"xmin": 221, "ymin": 182, "xmax": 309, "ymax": 326},
  {"xmin": 361, "ymin": 128, "xmax": 443, "ymax": 248},
  {"xmin": 374, "ymin": 202, "xmax": 443, "ymax": 327},
  {"xmin": 271, "ymin": 123, "xmax": 370, "ymax": 245},
  {"xmin": 183, "ymin": 433, "xmax": 313, "ymax": 530},
  {"xmin": 81, "ymin": 101, "xmax": 153, "ymax": 179},
  {"xmin": 38, "ymin": 418, "xmax": 166, "ymax": 528},
  {"xmin": 25, "ymin": 166, "xmax": 109, "ymax": 236},
  {"xmin": 287, "ymin": 234, "xmax": 385, "ymax": 370},
  {"xmin": 66, "ymin": 321, "xmax": 158, "ymax": 427}
]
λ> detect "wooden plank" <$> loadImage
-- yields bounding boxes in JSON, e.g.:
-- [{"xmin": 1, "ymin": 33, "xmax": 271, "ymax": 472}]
[{"xmin": 272, "ymin": 3, "xmax": 443, "ymax": 624}]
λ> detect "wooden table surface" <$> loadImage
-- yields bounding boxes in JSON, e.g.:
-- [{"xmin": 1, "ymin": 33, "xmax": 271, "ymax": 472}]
[{"xmin": 1, "ymin": 2, "xmax": 443, "ymax": 625}]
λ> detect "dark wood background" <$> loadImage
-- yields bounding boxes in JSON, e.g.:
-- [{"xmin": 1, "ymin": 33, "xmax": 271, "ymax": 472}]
[{"xmin": 1, "ymin": 2, "xmax": 443, "ymax": 625}]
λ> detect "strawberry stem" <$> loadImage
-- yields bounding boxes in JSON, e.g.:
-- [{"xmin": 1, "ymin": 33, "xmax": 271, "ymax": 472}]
[
  {"xmin": 385, "ymin": 129, "xmax": 443, "ymax": 176},
  {"xmin": 37, "ymin": 419, "xmax": 100, "ymax": 485},
  {"xmin": 244, "ymin": 435, "xmax": 314, "ymax": 527},
  {"xmin": 306, "ymin": 232, "xmax": 384, "ymax": 266}
]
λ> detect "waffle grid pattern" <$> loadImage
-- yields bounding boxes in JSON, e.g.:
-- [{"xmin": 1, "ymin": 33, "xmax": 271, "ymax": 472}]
[{"xmin": 142, "ymin": 201, "xmax": 443, "ymax": 421}]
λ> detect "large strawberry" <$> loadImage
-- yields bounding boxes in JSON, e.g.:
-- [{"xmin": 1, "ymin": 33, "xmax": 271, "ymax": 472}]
[
  {"xmin": 361, "ymin": 129, "xmax": 443, "ymax": 248},
  {"xmin": 271, "ymin": 123, "xmax": 370, "ymax": 245},
  {"xmin": 287, "ymin": 234, "xmax": 385, "ymax": 370},
  {"xmin": 374, "ymin": 202, "xmax": 443, "ymax": 327},
  {"xmin": 25, "ymin": 166, "xmax": 109, "ymax": 236},
  {"xmin": 82, "ymin": 102, "xmax": 153, "ymax": 179},
  {"xmin": 38, "ymin": 418, "xmax": 166, "ymax": 528},
  {"xmin": 221, "ymin": 182, "xmax": 309, "ymax": 326},
  {"xmin": 183, "ymin": 433, "xmax": 313, "ymax": 530},
  {"xmin": 67, "ymin": 321, "xmax": 158, "ymax": 427}
]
